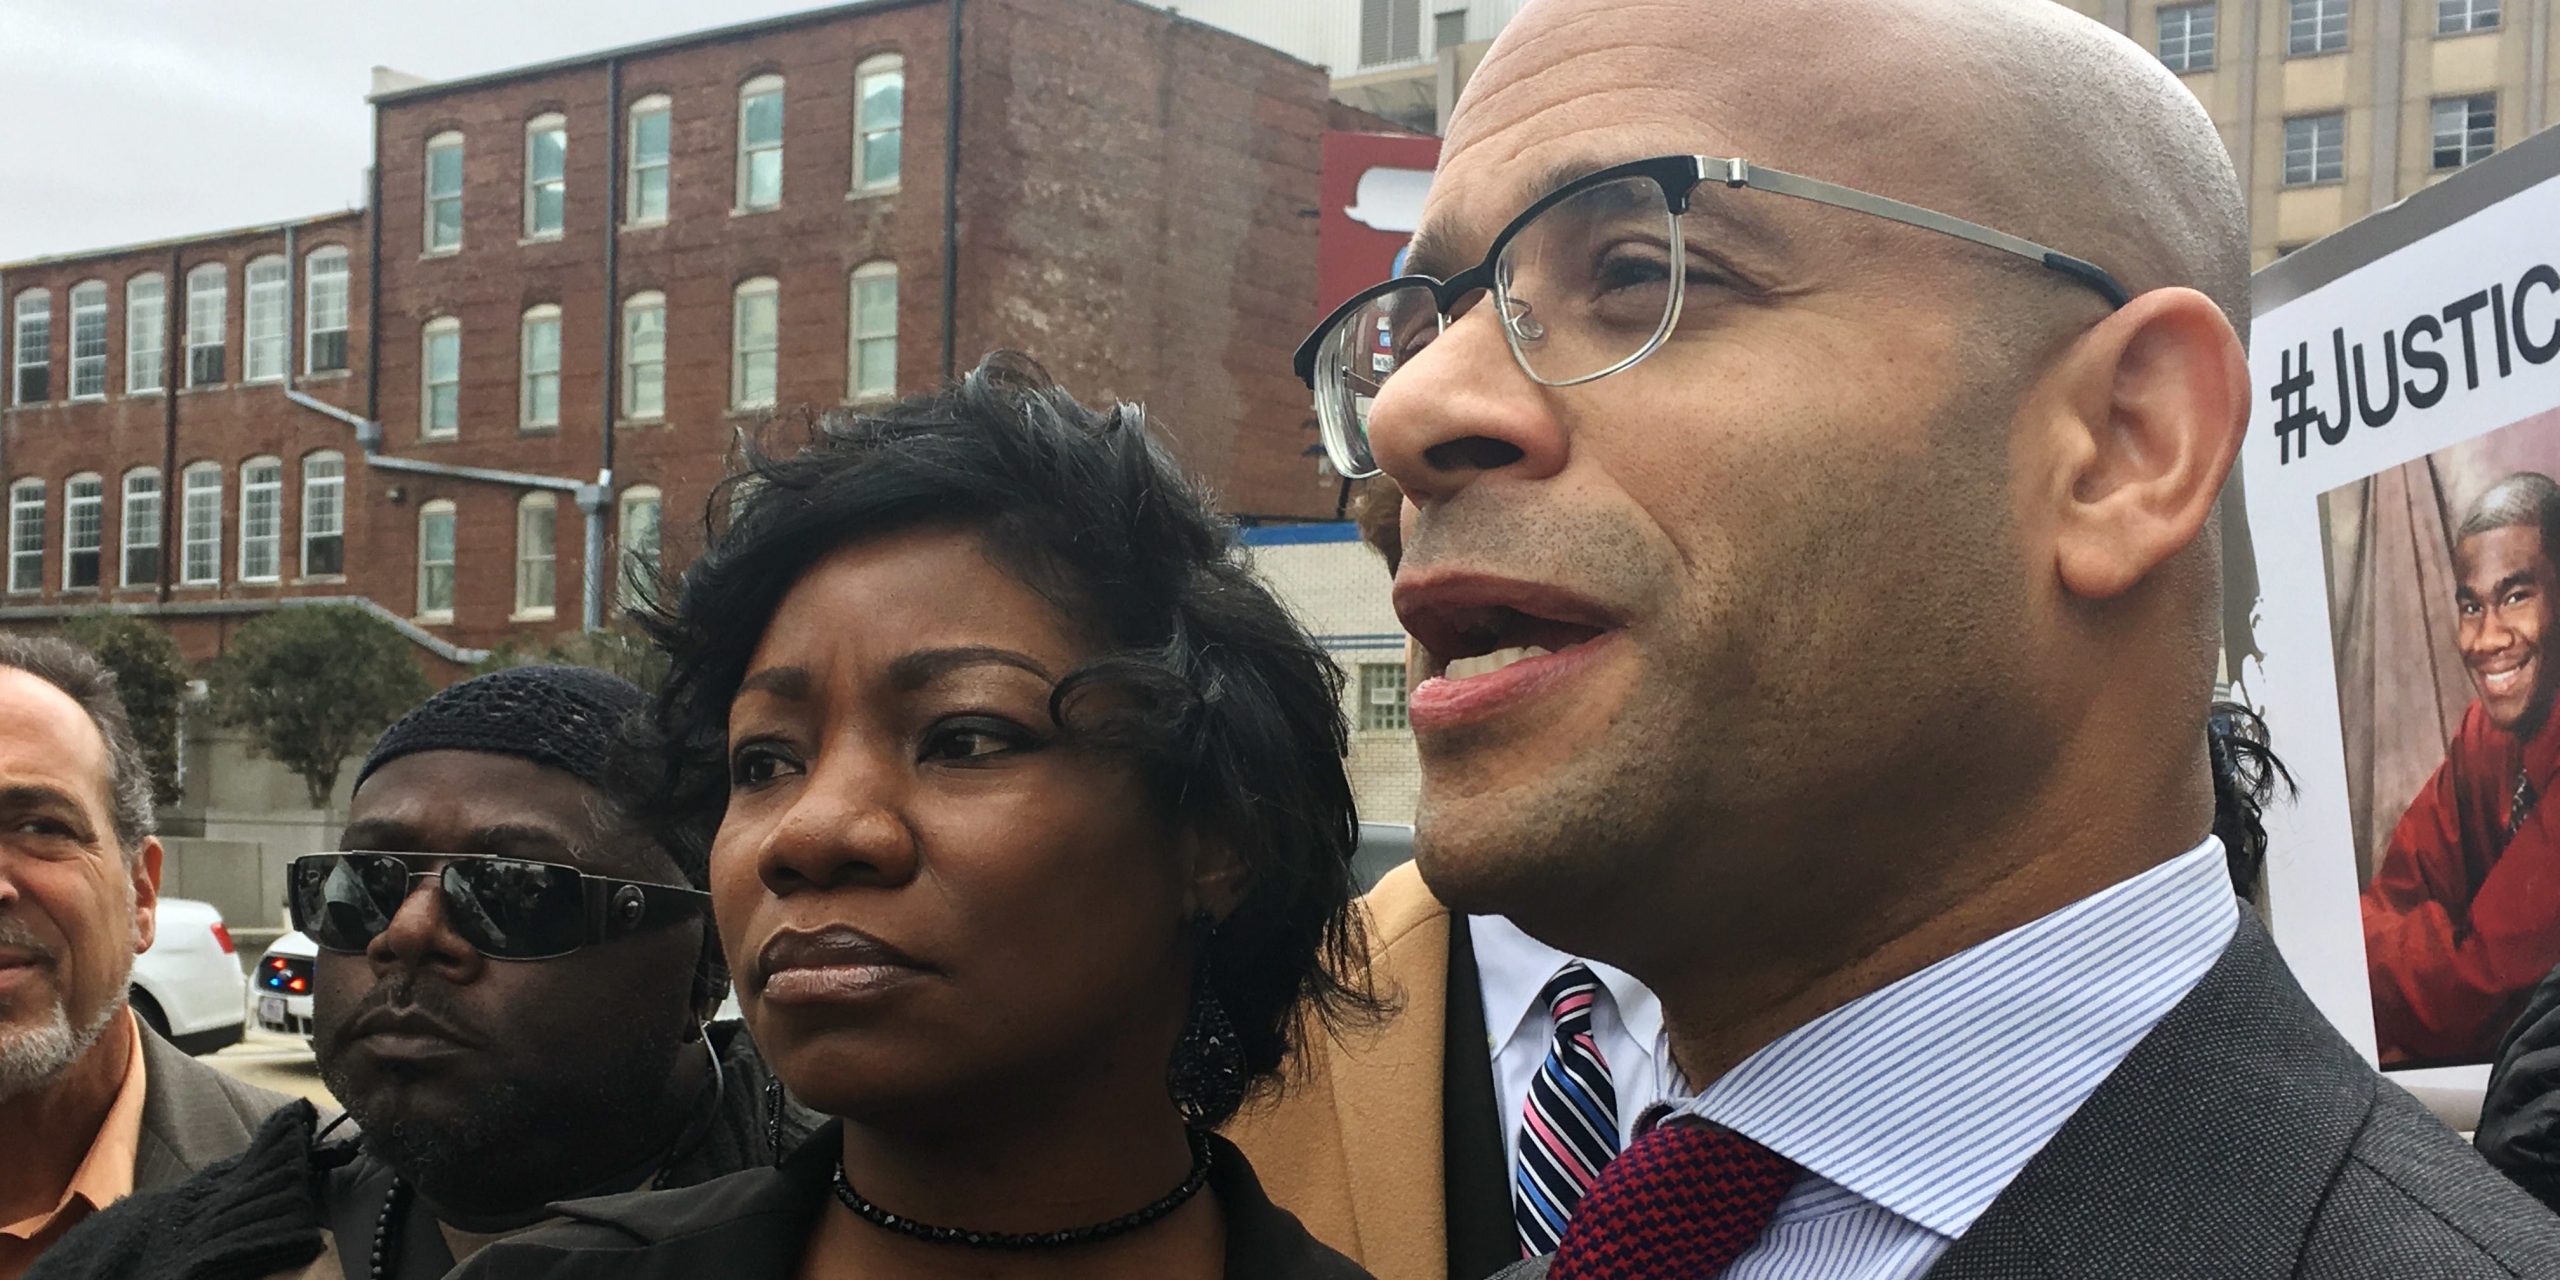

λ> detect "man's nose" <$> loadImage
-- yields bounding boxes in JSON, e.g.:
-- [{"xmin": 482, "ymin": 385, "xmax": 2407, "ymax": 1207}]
[
  {"xmin": 1363, "ymin": 300, "xmax": 1570, "ymax": 508},
  {"xmin": 368, "ymin": 874, "xmax": 485, "ymax": 982}
]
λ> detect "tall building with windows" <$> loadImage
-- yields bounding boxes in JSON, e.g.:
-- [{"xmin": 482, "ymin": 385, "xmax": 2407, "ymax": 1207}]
[{"xmin": 1, "ymin": 0, "xmax": 1356, "ymax": 667}]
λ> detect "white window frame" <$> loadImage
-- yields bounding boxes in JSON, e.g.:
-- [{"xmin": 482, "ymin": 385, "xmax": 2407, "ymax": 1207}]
[
  {"xmin": 238, "ymin": 456, "xmax": 283, "ymax": 583},
  {"xmin": 2438, "ymin": 0, "xmax": 2499, "ymax": 35},
  {"xmin": 617, "ymin": 484, "xmax": 663, "ymax": 606},
  {"xmin": 2432, "ymin": 94, "xmax": 2497, "ymax": 170},
  {"xmin": 425, "ymin": 131, "xmax": 465, "ymax": 254},
  {"xmin": 736, "ymin": 75, "xmax": 785, "ymax": 212},
  {"xmin": 853, "ymin": 55, "xmax": 904, "ymax": 194},
  {"xmin": 622, "ymin": 291, "xmax": 667, "ymax": 421},
  {"xmin": 2282, "ymin": 113, "xmax": 2344, "ymax": 186},
  {"xmin": 67, "ymin": 281, "xmax": 107, "ymax": 401},
  {"xmin": 62, "ymin": 473, "xmax": 103, "ymax": 591},
  {"xmin": 520, "ymin": 304, "xmax": 562, "ymax": 431},
  {"xmin": 305, "ymin": 247, "xmax": 350, "ymax": 375},
  {"xmin": 514, "ymin": 491, "xmax": 558, "ymax": 620},
  {"xmin": 13, "ymin": 289, "xmax": 50, "ymax": 406},
  {"xmin": 422, "ymin": 317, "xmax": 461, "ymax": 440},
  {"xmin": 417, "ymin": 500, "xmax": 457, "ymax": 621},
  {"xmin": 1358, "ymin": 661, "xmax": 1410, "ymax": 732},
  {"xmin": 2158, "ymin": 4, "xmax": 2217, "ymax": 73},
  {"xmin": 185, "ymin": 264, "xmax": 226, "ymax": 387},
  {"xmin": 243, "ymin": 256, "xmax": 288, "ymax": 384},
  {"xmin": 126, "ymin": 274, "xmax": 166, "ymax": 394},
  {"xmin": 627, "ymin": 94, "xmax": 673, "ymax": 226},
  {"xmin": 849, "ymin": 261, "xmax": 898, "ymax": 402},
  {"xmin": 120, "ymin": 467, "xmax": 161, "ymax": 588},
  {"xmin": 179, "ymin": 462, "xmax": 222, "ymax": 586},
  {"xmin": 2288, "ymin": 0, "xmax": 2348, "ymax": 55},
  {"xmin": 524, "ymin": 113, "xmax": 568, "ymax": 240},
  {"xmin": 8, "ymin": 479, "xmax": 44, "ymax": 593},
  {"xmin": 731, "ymin": 277, "xmax": 779, "ymax": 410},
  {"xmin": 300, "ymin": 451, "xmax": 345, "ymax": 579}
]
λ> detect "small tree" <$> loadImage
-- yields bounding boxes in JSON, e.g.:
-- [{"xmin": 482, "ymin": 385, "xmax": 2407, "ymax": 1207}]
[
  {"xmin": 474, "ymin": 625, "xmax": 670, "ymax": 692},
  {"xmin": 207, "ymin": 606, "xmax": 432, "ymax": 808},
  {"xmin": 57, "ymin": 614, "xmax": 190, "ymax": 805}
]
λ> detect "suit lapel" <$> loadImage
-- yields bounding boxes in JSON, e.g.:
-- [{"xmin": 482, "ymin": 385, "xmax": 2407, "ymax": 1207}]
[
  {"xmin": 1443, "ymin": 913, "xmax": 1520, "ymax": 1280},
  {"xmin": 1328, "ymin": 873, "xmax": 1457, "ymax": 1278},
  {"xmin": 1926, "ymin": 917, "xmax": 2370, "ymax": 1280}
]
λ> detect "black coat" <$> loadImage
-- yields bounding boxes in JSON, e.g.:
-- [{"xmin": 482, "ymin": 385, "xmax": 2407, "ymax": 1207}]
[
  {"xmin": 446, "ymin": 1120, "xmax": 1373, "ymax": 1280},
  {"xmin": 2478, "ymin": 960, "xmax": 2560, "ymax": 1213}
]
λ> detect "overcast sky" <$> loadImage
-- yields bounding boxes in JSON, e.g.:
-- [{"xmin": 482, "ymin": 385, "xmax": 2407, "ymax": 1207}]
[{"xmin": 0, "ymin": 0, "xmax": 835, "ymax": 263}]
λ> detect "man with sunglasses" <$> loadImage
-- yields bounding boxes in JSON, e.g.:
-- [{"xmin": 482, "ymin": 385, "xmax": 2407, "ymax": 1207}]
[
  {"xmin": 33, "ymin": 666, "xmax": 813, "ymax": 1280},
  {"xmin": 1302, "ymin": 0, "xmax": 2560, "ymax": 1276}
]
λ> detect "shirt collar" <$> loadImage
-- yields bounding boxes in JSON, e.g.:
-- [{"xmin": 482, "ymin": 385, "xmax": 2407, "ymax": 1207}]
[
  {"xmin": 1677, "ymin": 838, "xmax": 2238, "ymax": 1239},
  {"xmin": 0, "ymin": 1010, "xmax": 149, "ymax": 1241},
  {"xmin": 1470, "ymin": 911, "xmax": 1663, "ymax": 1059}
]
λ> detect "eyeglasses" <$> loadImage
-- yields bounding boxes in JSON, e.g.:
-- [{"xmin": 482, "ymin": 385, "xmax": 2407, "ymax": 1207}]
[
  {"xmin": 1293, "ymin": 153, "xmax": 2133, "ymax": 480},
  {"xmin": 287, "ymin": 851, "xmax": 710, "ymax": 961}
]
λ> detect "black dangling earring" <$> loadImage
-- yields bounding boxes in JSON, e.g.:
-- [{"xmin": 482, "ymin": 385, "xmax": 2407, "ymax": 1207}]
[{"xmin": 1168, "ymin": 911, "xmax": 1248, "ymax": 1129}]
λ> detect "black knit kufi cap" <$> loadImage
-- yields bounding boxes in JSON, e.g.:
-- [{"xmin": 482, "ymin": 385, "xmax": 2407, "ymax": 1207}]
[{"xmin": 355, "ymin": 665, "xmax": 649, "ymax": 796}]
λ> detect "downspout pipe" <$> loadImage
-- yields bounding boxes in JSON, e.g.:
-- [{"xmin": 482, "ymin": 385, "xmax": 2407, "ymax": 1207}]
[
  {"xmin": 160, "ymin": 249, "xmax": 181, "ymax": 604},
  {"xmin": 589, "ymin": 56, "xmax": 625, "ymax": 634},
  {"xmin": 941, "ymin": 0, "xmax": 964, "ymax": 379},
  {"xmin": 286, "ymin": 390, "xmax": 589, "ymax": 497}
]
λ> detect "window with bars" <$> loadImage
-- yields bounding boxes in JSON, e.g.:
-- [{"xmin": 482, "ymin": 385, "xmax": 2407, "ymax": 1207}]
[
  {"xmin": 850, "ymin": 263, "xmax": 897, "ymax": 401},
  {"xmin": 2432, "ymin": 95, "xmax": 2496, "ymax": 169},
  {"xmin": 619, "ymin": 485, "xmax": 663, "ymax": 607},
  {"xmin": 629, "ymin": 96, "xmax": 672, "ymax": 224},
  {"xmin": 306, "ymin": 247, "xmax": 349, "ymax": 374},
  {"xmin": 7, "ymin": 480, "xmax": 42, "ymax": 592},
  {"xmin": 426, "ymin": 133, "xmax": 465, "ymax": 252},
  {"xmin": 2283, "ymin": 113, "xmax": 2344, "ymax": 186},
  {"xmin": 1359, "ymin": 662, "xmax": 1410, "ymax": 731},
  {"xmin": 515, "ymin": 492, "xmax": 557, "ymax": 618},
  {"xmin": 185, "ymin": 264, "xmax": 226, "ymax": 387},
  {"xmin": 423, "ymin": 318, "xmax": 460, "ymax": 439},
  {"xmin": 63, "ymin": 474, "xmax": 101, "ymax": 590},
  {"xmin": 1360, "ymin": 0, "xmax": 1423, "ymax": 66},
  {"xmin": 180, "ymin": 463, "xmax": 221, "ymax": 585},
  {"xmin": 127, "ymin": 274, "xmax": 165, "ymax": 394},
  {"xmin": 521, "ymin": 306, "xmax": 561, "ymax": 431},
  {"xmin": 2438, "ymin": 0, "xmax": 2499, "ymax": 34},
  {"xmin": 623, "ymin": 292, "xmax": 666, "ymax": 420},
  {"xmin": 733, "ymin": 278, "xmax": 779, "ymax": 409},
  {"xmin": 525, "ymin": 115, "xmax": 567, "ymax": 239},
  {"xmin": 14, "ymin": 290, "xmax": 50, "ymax": 405},
  {"xmin": 2159, "ymin": 4, "xmax": 2217, "ymax": 72},
  {"xmin": 855, "ymin": 57, "xmax": 904, "ymax": 192},
  {"xmin": 302, "ymin": 452, "xmax": 344, "ymax": 577},
  {"xmin": 122, "ymin": 468, "xmax": 161, "ymax": 588},
  {"xmin": 418, "ymin": 501, "xmax": 456, "ymax": 618},
  {"xmin": 68, "ymin": 282, "xmax": 107, "ymax": 400},
  {"xmin": 2288, "ymin": 0, "xmax": 2347, "ymax": 55},
  {"xmin": 738, "ymin": 77, "xmax": 785, "ymax": 211},
  {"xmin": 244, "ymin": 257, "xmax": 288, "ymax": 383},
  {"xmin": 239, "ymin": 457, "xmax": 282, "ymax": 582}
]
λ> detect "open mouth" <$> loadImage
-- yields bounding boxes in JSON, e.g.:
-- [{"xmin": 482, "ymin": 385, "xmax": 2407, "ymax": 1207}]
[
  {"xmin": 1395, "ymin": 576, "xmax": 1621, "ymax": 728},
  {"xmin": 1416, "ymin": 606, "xmax": 1609, "ymax": 681},
  {"xmin": 2477, "ymin": 654, "xmax": 2535, "ymax": 698}
]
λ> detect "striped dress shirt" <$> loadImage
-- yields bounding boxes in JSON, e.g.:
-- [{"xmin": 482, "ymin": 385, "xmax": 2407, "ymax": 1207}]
[{"xmin": 1670, "ymin": 838, "xmax": 2239, "ymax": 1280}]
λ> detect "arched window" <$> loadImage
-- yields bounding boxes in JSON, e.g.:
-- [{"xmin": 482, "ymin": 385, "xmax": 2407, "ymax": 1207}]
[
  {"xmin": 422, "ymin": 317, "xmax": 461, "ymax": 439},
  {"xmin": 849, "ymin": 261, "xmax": 897, "ymax": 401},
  {"xmin": 121, "ymin": 467, "xmax": 162, "ymax": 588},
  {"xmin": 731, "ymin": 277, "xmax": 779, "ymax": 410},
  {"xmin": 239, "ymin": 456, "xmax": 283, "ymax": 582},
  {"xmin": 126, "ymin": 274, "xmax": 166, "ymax": 393},
  {"xmin": 301, "ymin": 451, "xmax": 345, "ymax": 577},
  {"xmin": 63, "ymin": 473, "xmax": 103, "ymax": 589},
  {"xmin": 520, "ymin": 304, "xmax": 562, "ymax": 430},
  {"xmin": 417, "ymin": 500, "xmax": 457, "ymax": 619},
  {"xmin": 853, "ymin": 55, "xmax": 904, "ymax": 193},
  {"xmin": 185, "ymin": 264, "xmax": 226, "ymax": 387},
  {"xmin": 243, "ymin": 256, "xmax": 288, "ymax": 383},
  {"xmin": 13, "ymin": 289, "xmax": 50, "ymax": 404},
  {"xmin": 525, "ymin": 113, "xmax": 567, "ymax": 238},
  {"xmin": 627, "ymin": 94, "xmax": 673, "ymax": 225},
  {"xmin": 736, "ymin": 75, "xmax": 784, "ymax": 211},
  {"xmin": 305, "ymin": 247, "xmax": 349, "ymax": 374},
  {"xmin": 8, "ymin": 478, "xmax": 45, "ymax": 592},
  {"xmin": 617, "ymin": 484, "xmax": 663, "ymax": 606},
  {"xmin": 425, "ymin": 130, "xmax": 465, "ymax": 252},
  {"xmin": 514, "ymin": 491, "xmax": 557, "ymax": 619},
  {"xmin": 622, "ymin": 290, "xmax": 667, "ymax": 420},
  {"xmin": 179, "ymin": 462, "xmax": 223, "ymax": 585},
  {"xmin": 67, "ymin": 282, "xmax": 107, "ymax": 400}
]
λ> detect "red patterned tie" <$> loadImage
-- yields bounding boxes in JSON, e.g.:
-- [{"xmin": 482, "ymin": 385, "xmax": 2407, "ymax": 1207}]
[{"xmin": 1544, "ymin": 1119, "xmax": 1800, "ymax": 1280}]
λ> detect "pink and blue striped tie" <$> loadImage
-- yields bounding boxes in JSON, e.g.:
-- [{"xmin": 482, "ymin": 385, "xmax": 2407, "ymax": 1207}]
[{"xmin": 1515, "ymin": 962, "xmax": 1621, "ymax": 1256}]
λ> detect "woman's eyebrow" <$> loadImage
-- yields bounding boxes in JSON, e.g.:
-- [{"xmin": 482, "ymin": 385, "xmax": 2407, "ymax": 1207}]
[{"xmin": 885, "ymin": 646, "xmax": 1055, "ymax": 692}]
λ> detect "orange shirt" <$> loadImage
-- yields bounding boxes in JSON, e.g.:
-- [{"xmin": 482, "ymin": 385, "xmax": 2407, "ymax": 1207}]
[{"xmin": 0, "ymin": 1012, "xmax": 147, "ymax": 1280}]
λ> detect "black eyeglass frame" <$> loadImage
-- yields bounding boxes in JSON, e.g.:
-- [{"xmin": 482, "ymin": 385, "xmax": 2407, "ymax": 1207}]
[
  {"xmin": 287, "ymin": 850, "xmax": 712, "ymax": 960},
  {"xmin": 1292, "ymin": 152, "xmax": 2133, "ymax": 393}
]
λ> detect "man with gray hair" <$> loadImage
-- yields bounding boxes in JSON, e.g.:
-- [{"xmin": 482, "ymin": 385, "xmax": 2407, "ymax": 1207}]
[
  {"xmin": 2366, "ymin": 472, "xmax": 2560, "ymax": 1069},
  {"xmin": 0, "ymin": 634, "xmax": 289, "ymax": 1280}
]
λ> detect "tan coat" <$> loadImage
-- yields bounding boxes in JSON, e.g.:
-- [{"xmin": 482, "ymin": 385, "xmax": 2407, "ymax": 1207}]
[{"xmin": 1227, "ymin": 862, "xmax": 1455, "ymax": 1280}]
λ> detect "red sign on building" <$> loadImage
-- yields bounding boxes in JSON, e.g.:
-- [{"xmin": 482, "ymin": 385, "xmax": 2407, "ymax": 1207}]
[{"xmin": 1318, "ymin": 132, "xmax": 1442, "ymax": 315}]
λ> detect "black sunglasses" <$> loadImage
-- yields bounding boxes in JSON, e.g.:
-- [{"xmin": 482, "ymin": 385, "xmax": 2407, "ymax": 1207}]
[{"xmin": 288, "ymin": 851, "xmax": 710, "ymax": 961}]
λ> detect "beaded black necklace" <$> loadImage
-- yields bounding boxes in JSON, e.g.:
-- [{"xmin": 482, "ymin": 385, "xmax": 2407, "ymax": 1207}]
[{"xmin": 829, "ymin": 1129, "xmax": 1215, "ymax": 1251}]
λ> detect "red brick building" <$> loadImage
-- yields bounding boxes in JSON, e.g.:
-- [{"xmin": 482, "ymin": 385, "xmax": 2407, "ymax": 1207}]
[{"xmin": 1, "ymin": 0, "xmax": 1347, "ymax": 668}]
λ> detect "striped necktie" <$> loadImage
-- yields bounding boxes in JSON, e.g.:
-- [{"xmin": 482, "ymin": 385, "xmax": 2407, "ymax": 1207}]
[{"xmin": 1515, "ymin": 962, "xmax": 1621, "ymax": 1257}]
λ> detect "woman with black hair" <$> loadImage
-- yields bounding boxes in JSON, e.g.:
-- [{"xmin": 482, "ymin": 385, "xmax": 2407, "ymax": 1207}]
[{"xmin": 451, "ymin": 355, "xmax": 1374, "ymax": 1280}]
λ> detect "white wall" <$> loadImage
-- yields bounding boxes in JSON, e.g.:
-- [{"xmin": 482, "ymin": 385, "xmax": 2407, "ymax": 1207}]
[
  {"xmin": 1146, "ymin": 0, "xmax": 1526, "ymax": 73},
  {"xmin": 1242, "ymin": 524, "xmax": 1420, "ymax": 823}
]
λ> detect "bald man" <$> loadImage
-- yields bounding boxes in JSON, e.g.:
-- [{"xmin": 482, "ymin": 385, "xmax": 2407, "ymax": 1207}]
[{"xmin": 1292, "ymin": 0, "xmax": 2560, "ymax": 1276}]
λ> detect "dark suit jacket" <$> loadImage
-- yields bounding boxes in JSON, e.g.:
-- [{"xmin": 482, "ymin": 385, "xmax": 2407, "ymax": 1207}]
[
  {"xmin": 133, "ymin": 1022, "xmax": 296, "ymax": 1192},
  {"xmin": 1499, "ymin": 917, "xmax": 2560, "ymax": 1278}
]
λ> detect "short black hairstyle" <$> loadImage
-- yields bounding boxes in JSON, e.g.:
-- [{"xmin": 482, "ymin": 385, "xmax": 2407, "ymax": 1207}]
[
  {"xmin": 2457, "ymin": 472, "xmax": 2560, "ymax": 568},
  {"xmin": 642, "ymin": 353, "xmax": 1371, "ymax": 1122},
  {"xmin": 0, "ymin": 632, "xmax": 156, "ymax": 858},
  {"xmin": 2208, "ymin": 700, "xmax": 2295, "ymax": 904}
]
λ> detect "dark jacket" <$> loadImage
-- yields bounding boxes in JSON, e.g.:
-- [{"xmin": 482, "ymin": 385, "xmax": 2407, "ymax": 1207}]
[
  {"xmin": 2477, "ymin": 959, "xmax": 2560, "ymax": 1212},
  {"xmin": 447, "ymin": 1121, "xmax": 1372, "ymax": 1280},
  {"xmin": 28, "ymin": 1021, "xmax": 811, "ymax": 1280},
  {"xmin": 1496, "ymin": 917, "xmax": 2560, "ymax": 1280},
  {"xmin": 135, "ymin": 1021, "xmax": 298, "ymax": 1192}
]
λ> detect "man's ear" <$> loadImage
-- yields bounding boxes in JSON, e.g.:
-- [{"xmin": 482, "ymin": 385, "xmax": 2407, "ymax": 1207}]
[
  {"xmin": 2035, "ymin": 286, "xmax": 2249, "ymax": 601},
  {"xmin": 131, "ymin": 835, "xmax": 164, "ymax": 955}
]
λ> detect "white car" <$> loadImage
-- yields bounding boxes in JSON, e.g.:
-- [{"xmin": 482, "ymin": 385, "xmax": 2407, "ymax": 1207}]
[
  {"xmin": 253, "ymin": 931, "xmax": 319, "ymax": 1041},
  {"xmin": 131, "ymin": 898, "xmax": 249, "ymax": 1056}
]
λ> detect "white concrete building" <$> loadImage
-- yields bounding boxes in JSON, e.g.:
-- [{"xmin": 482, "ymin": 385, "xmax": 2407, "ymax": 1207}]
[{"xmin": 1241, "ymin": 522, "xmax": 1419, "ymax": 823}]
